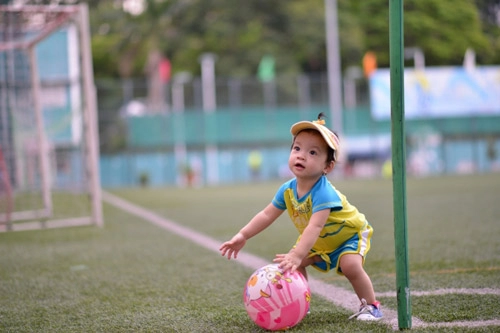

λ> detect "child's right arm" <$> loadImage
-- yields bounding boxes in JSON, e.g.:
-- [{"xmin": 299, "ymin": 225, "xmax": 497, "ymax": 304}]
[{"xmin": 219, "ymin": 203, "xmax": 283, "ymax": 260}]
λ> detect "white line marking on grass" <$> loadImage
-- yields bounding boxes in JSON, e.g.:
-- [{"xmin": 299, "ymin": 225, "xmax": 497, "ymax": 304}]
[
  {"xmin": 377, "ymin": 288, "xmax": 500, "ymax": 297},
  {"xmin": 102, "ymin": 191, "xmax": 500, "ymax": 331}
]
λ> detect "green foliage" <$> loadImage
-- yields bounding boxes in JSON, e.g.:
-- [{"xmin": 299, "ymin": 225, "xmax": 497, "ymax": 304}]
[
  {"xmin": 91, "ymin": 34, "xmax": 122, "ymax": 78},
  {"xmin": 5, "ymin": 0, "xmax": 499, "ymax": 77},
  {"xmin": 87, "ymin": 0, "xmax": 500, "ymax": 79},
  {"xmin": 404, "ymin": 0, "xmax": 491, "ymax": 65},
  {"xmin": 342, "ymin": 0, "xmax": 492, "ymax": 67}
]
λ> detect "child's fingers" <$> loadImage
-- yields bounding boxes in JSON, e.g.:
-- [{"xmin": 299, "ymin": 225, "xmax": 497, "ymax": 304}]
[{"xmin": 219, "ymin": 244, "xmax": 233, "ymax": 259}]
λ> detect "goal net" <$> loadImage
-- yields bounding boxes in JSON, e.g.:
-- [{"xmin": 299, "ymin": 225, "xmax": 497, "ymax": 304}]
[{"xmin": 0, "ymin": 4, "xmax": 102, "ymax": 231}]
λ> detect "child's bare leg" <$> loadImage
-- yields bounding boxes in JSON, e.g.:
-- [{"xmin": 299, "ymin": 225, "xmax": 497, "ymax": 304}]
[
  {"xmin": 297, "ymin": 255, "xmax": 321, "ymax": 280},
  {"xmin": 339, "ymin": 253, "xmax": 376, "ymax": 304}
]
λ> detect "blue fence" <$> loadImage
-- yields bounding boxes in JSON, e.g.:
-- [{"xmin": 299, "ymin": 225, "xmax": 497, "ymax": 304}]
[{"xmin": 100, "ymin": 106, "xmax": 500, "ymax": 188}]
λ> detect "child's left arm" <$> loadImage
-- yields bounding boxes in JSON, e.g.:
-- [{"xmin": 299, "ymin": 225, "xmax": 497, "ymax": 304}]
[{"xmin": 274, "ymin": 208, "xmax": 330, "ymax": 273}]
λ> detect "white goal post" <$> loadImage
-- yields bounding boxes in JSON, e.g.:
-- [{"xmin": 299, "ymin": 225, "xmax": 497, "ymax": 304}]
[{"xmin": 0, "ymin": 4, "xmax": 102, "ymax": 231}]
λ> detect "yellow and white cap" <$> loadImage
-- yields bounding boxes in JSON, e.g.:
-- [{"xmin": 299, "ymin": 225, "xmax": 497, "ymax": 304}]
[{"xmin": 290, "ymin": 117, "xmax": 340, "ymax": 159}]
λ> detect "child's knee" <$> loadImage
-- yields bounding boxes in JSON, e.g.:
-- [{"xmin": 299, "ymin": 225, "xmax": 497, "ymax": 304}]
[{"xmin": 339, "ymin": 254, "xmax": 363, "ymax": 277}]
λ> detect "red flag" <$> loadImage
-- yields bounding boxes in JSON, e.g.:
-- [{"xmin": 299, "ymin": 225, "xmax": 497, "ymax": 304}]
[{"xmin": 159, "ymin": 58, "xmax": 171, "ymax": 83}]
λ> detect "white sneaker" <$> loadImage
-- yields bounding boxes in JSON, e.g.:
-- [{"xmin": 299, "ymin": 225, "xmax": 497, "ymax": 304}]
[{"xmin": 348, "ymin": 299, "xmax": 383, "ymax": 321}]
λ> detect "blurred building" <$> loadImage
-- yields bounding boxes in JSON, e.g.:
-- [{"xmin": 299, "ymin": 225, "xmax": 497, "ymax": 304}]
[{"xmin": 96, "ymin": 66, "xmax": 500, "ymax": 187}]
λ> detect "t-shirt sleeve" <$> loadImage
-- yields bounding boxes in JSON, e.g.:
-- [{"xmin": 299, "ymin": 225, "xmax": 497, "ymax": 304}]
[
  {"xmin": 272, "ymin": 181, "xmax": 289, "ymax": 210},
  {"xmin": 311, "ymin": 178, "xmax": 343, "ymax": 213}
]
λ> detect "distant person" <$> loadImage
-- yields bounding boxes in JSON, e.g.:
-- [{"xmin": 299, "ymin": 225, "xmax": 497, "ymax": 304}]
[
  {"xmin": 220, "ymin": 113, "xmax": 383, "ymax": 321},
  {"xmin": 247, "ymin": 150, "xmax": 263, "ymax": 180},
  {"xmin": 487, "ymin": 137, "xmax": 497, "ymax": 171},
  {"xmin": 0, "ymin": 147, "xmax": 13, "ymax": 229}
]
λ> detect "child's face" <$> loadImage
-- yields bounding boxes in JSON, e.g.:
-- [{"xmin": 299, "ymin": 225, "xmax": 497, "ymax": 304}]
[{"xmin": 288, "ymin": 130, "xmax": 334, "ymax": 179}]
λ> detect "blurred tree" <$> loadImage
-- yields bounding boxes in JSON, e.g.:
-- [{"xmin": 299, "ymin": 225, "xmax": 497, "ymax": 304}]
[
  {"xmin": 348, "ymin": 0, "xmax": 491, "ymax": 67},
  {"xmin": 474, "ymin": 0, "xmax": 500, "ymax": 64},
  {"xmin": 286, "ymin": 0, "xmax": 328, "ymax": 73},
  {"xmin": 90, "ymin": 0, "xmax": 189, "ymax": 79},
  {"xmin": 85, "ymin": 0, "xmax": 498, "ymax": 77},
  {"xmin": 404, "ymin": 0, "xmax": 491, "ymax": 65},
  {"xmin": 475, "ymin": 0, "xmax": 500, "ymax": 25},
  {"xmin": 3, "ymin": 0, "xmax": 496, "ymax": 79},
  {"xmin": 170, "ymin": 0, "xmax": 300, "ymax": 77}
]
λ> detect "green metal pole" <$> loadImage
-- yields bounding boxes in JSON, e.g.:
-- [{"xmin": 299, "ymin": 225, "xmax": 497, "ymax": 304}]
[{"xmin": 389, "ymin": 0, "xmax": 412, "ymax": 329}]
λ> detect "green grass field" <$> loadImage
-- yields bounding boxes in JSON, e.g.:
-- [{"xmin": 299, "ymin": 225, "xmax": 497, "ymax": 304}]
[{"xmin": 1, "ymin": 173, "xmax": 499, "ymax": 332}]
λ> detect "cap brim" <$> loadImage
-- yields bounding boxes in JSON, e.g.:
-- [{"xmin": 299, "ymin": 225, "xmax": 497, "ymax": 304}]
[
  {"xmin": 290, "ymin": 121, "xmax": 340, "ymax": 152},
  {"xmin": 290, "ymin": 121, "xmax": 321, "ymax": 136}
]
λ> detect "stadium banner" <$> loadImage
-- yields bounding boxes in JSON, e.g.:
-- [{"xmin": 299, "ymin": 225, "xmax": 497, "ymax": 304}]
[{"xmin": 369, "ymin": 66, "xmax": 500, "ymax": 119}]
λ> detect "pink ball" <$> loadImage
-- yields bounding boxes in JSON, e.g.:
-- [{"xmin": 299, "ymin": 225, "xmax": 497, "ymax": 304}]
[{"xmin": 243, "ymin": 264, "xmax": 311, "ymax": 331}]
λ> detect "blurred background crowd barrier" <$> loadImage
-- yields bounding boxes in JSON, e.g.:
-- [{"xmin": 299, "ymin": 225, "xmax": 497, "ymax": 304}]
[
  {"xmin": 1, "ymin": 24, "xmax": 499, "ymax": 189},
  {"xmin": 96, "ymin": 71, "xmax": 500, "ymax": 188}
]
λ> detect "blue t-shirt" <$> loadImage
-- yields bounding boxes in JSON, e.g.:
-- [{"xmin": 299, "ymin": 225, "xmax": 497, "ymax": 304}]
[{"xmin": 272, "ymin": 175, "xmax": 369, "ymax": 253}]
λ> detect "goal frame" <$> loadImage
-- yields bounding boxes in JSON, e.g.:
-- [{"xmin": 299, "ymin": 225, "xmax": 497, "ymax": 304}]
[{"xmin": 0, "ymin": 4, "xmax": 102, "ymax": 231}]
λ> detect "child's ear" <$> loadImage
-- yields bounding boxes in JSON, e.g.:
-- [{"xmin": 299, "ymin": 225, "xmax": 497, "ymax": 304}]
[{"xmin": 324, "ymin": 161, "xmax": 335, "ymax": 174}]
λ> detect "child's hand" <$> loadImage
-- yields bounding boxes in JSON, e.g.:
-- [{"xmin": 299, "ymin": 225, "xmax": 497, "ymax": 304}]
[
  {"xmin": 273, "ymin": 251, "xmax": 302, "ymax": 273},
  {"xmin": 219, "ymin": 233, "xmax": 247, "ymax": 260}
]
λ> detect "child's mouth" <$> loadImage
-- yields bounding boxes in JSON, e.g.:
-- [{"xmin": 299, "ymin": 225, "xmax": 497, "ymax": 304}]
[{"xmin": 294, "ymin": 163, "xmax": 305, "ymax": 170}]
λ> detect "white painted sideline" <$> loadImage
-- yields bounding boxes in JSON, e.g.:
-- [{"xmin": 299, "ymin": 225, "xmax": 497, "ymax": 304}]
[{"xmin": 102, "ymin": 191, "xmax": 499, "ymax": 330}]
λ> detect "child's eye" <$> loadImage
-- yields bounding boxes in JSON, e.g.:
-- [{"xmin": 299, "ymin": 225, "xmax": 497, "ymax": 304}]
[
  {"xmin": 310, "ymin": 150, "xmax": 317, "ymax": 155},
  {"xmin": 293, "ymin": 146, "xmax": 300, "ymax": 151}
]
